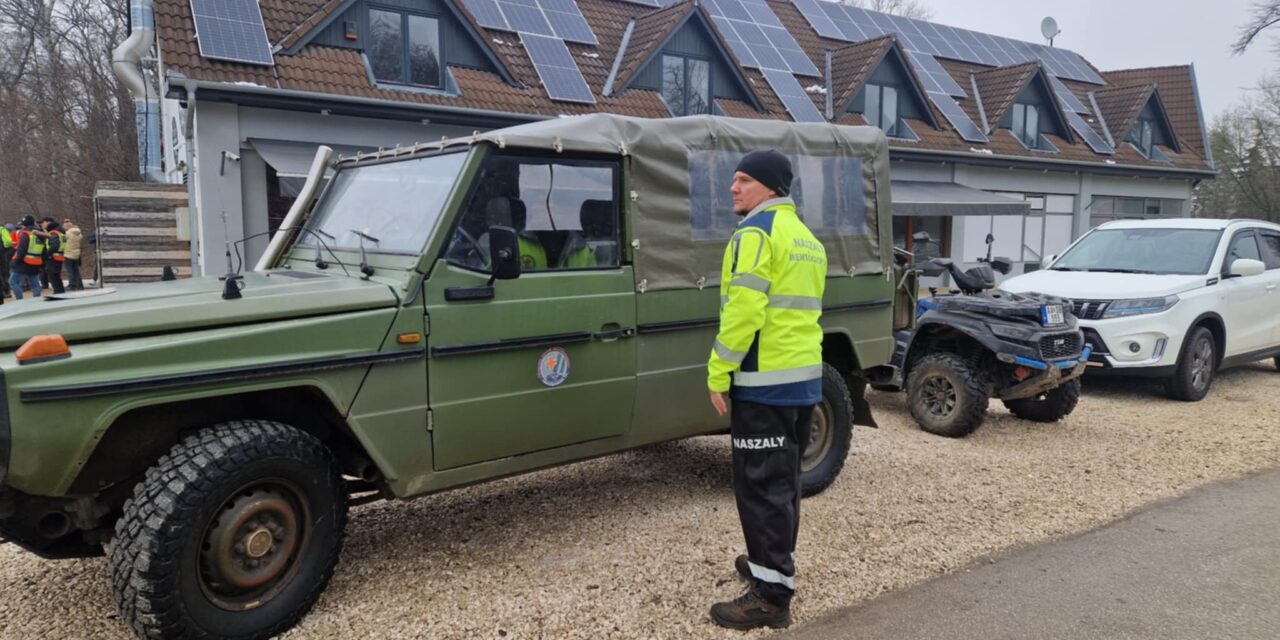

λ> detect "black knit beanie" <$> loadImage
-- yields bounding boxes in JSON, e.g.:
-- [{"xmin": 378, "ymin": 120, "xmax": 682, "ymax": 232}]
[{"xmin": 734, "ymin": 150, "xmax": 793, "ymax": 197}]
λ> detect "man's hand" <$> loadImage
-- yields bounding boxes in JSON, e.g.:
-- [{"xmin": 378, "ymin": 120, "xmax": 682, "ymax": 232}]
[{"xmin": 709, "ymin": 390, "xmax": 728, "ymax": 417}]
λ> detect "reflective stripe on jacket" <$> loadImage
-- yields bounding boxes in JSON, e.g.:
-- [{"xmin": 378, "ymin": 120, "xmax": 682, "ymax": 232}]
[
  {"xmin": 707, "ymin": 197, "xmax": 827, "ymax": 406},
  {"xmin": 21, "ymin": 231, "xmax": 46, "ymax": 267},
  {"xmin": 1, "ymin": 228, "xmax": 11, "ymax": 249},
  {"xmin": 50, "ymin": 230, "xmax": 65, "ymax": 262}
]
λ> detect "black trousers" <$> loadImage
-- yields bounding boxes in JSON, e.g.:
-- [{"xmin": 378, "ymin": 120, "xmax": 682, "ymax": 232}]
[
  {"xmin": 730, "ymin": 399, "xmax": 813, "ymax": 607},
  {"xmin": 0, "ymin": 249, "xmax": 10, "ymax": 296},
  {"xmin": 44, "ymin": 261, "xmax": 64, "ymax": 294}
]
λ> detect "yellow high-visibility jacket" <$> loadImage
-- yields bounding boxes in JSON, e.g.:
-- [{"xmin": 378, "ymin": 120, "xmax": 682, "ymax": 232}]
[{"xmin": 708, "ymin": 198, "xmax": 827, "ymax": 406}]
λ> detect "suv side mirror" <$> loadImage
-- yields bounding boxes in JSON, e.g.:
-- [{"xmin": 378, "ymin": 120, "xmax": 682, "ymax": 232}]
[
  {"xmin": 1229, "ymin": 258, "xmax": 1265, "ymax": 278},
  {"xmin": 1041, "ymin": 254, "xmax": 1057, "ymax": 269},
  {"xmin": 488, "ymin": 226, "xmax": 522, "ymax": 281}
]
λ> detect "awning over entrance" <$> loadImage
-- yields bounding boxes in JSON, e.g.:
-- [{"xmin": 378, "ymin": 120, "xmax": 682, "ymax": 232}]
[
  {"xmin": 248, "ymin": 138, "xmax": 376, "ymax": 178},
  {"xmin": 891, "ymin": 181, "xmax": 1031, "ymax": 217}
]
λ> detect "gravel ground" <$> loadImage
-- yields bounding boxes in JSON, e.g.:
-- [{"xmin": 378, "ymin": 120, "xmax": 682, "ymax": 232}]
[{"xmin": 2, "ymin": 363, "xmax": 1279, "ymax": 639}]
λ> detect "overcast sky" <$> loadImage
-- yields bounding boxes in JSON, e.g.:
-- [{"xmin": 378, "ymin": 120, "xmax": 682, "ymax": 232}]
[{"xmin": 923, "ymin": 0, "xmax": 1275, "ymax": 124}]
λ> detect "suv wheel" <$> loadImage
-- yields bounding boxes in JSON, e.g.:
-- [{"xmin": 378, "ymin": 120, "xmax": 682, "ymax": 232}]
[
  {"xmin": 109, "ymin": 421, "xmax": 347, "ymax": 640},
  {"xmin": 799, "ymin": 364, "xmax": 853, "ymax": 497},
  {"xmin": 1002, "ymin": 379, "xmax": 1081, "ymax": 422},
  {"xmin": 1166, "ymin": 327, "xmax": 1215, "ymax": 402},
  {"xmin": 906, "ymin": 352, "xmax": 988, "ymax": 438}
]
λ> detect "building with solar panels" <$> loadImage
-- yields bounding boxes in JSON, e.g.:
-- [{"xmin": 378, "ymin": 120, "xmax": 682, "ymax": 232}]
[{"xmin": 123, "ymin": 0, "xmax": 1214, "ymax": 277}]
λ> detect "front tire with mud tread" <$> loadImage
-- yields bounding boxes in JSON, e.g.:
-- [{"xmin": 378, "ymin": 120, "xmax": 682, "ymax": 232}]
[
  {"xmin": 109, "ymin": 420, "xmax": 347, "ymax": 640},
  {"xmin": 1002, "ymin": 378, "xmax": 1081, "ymax": 422},
  {"xmin": 799, "ymin": 364, "xmax": 854, "ymax": 498},
  {"xmin": 906, "ymin": 352, "xmax": 988, "ymax": 438}
]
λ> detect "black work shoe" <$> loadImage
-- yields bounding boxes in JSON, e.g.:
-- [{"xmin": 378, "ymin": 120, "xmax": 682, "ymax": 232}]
[
  {"xmin": 734, "ymin": 554, "xmax": 751, "ymax": 579},
  {"xmin": 710, "ymin": 588, "xmax": 791, "ymax": 630}
]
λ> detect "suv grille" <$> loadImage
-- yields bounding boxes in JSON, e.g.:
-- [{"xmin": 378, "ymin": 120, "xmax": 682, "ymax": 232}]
[
  {"xmin": 1071, "ymin": 299, "xmax": 1112, "ymax": 320},
  {"xmin": 1040, "ymin": 333, "xmax": 1082, "ymax": 360}
]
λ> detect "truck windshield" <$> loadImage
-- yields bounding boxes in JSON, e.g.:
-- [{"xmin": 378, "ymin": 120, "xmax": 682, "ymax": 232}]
[
  {"xmin": 1052, "ymin": 228, "xmax": 1222, "ymax": 275},
  {"xmin": 298, "ymin": 151, "xmax": 467, "ymax": 255}
]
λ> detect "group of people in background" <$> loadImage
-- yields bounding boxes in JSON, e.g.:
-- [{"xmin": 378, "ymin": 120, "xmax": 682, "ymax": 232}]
[{"xmin": 1, "ymin": 215, "xmax": 84, "ymax": 304}]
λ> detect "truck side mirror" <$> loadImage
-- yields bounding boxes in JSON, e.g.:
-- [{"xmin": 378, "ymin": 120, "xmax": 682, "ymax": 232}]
[{"xmin": 488, "ymin": 226, "xmax": 522, "ymax": 281}]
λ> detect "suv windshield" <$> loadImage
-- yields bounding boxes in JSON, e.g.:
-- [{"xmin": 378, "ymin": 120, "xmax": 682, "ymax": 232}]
[
  {"xmin": 299, "ymin": 151, "xmax": 468, "ymax": 255},
  {"xmin": 1052, "ymin": 228, "xmax": 1222, "ymax": 275}
]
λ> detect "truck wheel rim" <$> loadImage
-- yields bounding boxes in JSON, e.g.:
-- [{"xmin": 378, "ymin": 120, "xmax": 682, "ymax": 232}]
[
  {"xmin": 199, "ymin": 479, "xmax": 311, "ymax": 611},
  {"xmin": 802, "ymin": 399, "xmax": 835, "ymax": 473},
  {"xmin": 921, "ymin": 375, "xmax": 957, "ymax": 419},
  {"xmin": 1191, "ymin": 338, "xmax": 1212, "ymax": 391}
]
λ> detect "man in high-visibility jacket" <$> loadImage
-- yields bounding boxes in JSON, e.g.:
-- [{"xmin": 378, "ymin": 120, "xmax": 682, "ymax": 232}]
[
  {"xmin": 0, "ymin": 223, "xmax": 13, "ymax": 300},
  {"xmin": 706, "ymin": 150, "xmax": 826, "ymax": 631},
  {"xmin": 8, "ymin": 215, "xmax": 46, "ymax": 300},
  {"xmin": 39, "ymin": 217, "xmax": 67, "ymax": 295}
]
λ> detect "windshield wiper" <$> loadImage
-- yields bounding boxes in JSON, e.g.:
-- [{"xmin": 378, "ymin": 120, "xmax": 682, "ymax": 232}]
[
  {"xmin": 1085, "ymin": 268, "xmax": 1154, "ymax": 274},
  {"xmin": 1049, "ymin": 267, "xmax": 1077, "ymax": 272},
  {"xmin": 350, "ymin": 229, "xmax": 380, "ymax": 278},
  {"xmin": 308, "ymin": 228, "xmax": 336, "ymax": 270}
]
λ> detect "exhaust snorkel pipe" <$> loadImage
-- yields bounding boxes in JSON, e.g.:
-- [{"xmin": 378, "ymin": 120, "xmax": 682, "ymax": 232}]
[{"xmin": 255, "ymin": 145, "xmax": 334, "ymax": 271}]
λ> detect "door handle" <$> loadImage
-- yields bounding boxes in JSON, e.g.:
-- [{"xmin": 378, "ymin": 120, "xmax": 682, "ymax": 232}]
[{"xmin": 593, "ymin": 325, "xmax": 636, "ymax": 341}]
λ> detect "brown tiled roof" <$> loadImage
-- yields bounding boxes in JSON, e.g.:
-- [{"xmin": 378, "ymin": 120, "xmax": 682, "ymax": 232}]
[
  {"xmin": 276, "ymin": 0, "xmax": 348, "ymax": 51},
  {"xmin": 261, "ymin": 0, "xmax": 331, "ymax": 43},
  {"xmin": 828, "ymin": 36, "xmax": 894, "ymax": 114},
  {"xmin": 153, "ymin": 0, "xmax": 1213, "ymax": 174},
  {"xmin": 608, "ymin": 1, "xmax": 694, "ymax": 94},
  {"xmin": 1092, "ymin": 83, "xmax": 1155, "ymax": 145},
  {"xmin": 972, "ymin": 62, "xmax": 1039, "ymax": 132},
  {"xmin": 1102, "ymin": 66, "xmax": 1206, "ymax": 157}
]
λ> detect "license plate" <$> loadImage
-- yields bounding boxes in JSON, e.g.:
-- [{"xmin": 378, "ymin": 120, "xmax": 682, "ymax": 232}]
[{"xmin": 1042, "ymin": 304, "xmax": 1065, "ymax": 326}]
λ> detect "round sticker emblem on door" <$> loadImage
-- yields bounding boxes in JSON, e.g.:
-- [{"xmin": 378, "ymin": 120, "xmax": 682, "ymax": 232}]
[{"xmin": 536, "ymin": 347, "xmax": 571, "ymax": 387}]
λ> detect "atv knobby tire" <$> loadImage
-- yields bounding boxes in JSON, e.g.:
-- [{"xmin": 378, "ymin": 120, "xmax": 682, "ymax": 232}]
[
  {"xmin": 1002, "ymin": 378, "xmax": 1081, "ymax": 422},
  {"xmin": 109, "ymin": 421, "xmax": 347, "ymax": 640},
  {"xmin": 906, "ymin": 352, "xmax": 988, "ymax": 438},
  {"xmin": 799, "ymin": 364, "xmax": 854, "ymax": 497}
]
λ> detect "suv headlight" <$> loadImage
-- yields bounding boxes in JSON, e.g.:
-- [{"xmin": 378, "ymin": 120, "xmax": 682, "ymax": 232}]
[{"xmin": 1102, "ymin": 295, "xmax": 1179, "ymax": 319}]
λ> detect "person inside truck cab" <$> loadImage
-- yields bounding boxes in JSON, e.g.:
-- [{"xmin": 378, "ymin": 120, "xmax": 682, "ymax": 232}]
[
  {"xmin": 448, "ymin": 196, "xmax": 547, "ymax": 271},
  {"xmin": 558, "ymin": 199, "xmax": 615, "ymax": 269}
]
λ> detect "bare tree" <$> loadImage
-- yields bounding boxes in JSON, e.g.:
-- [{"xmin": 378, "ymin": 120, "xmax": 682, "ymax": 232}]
[
  {"xmin": 843, "ymin": 0, "xmax": 933, "ymax": 20},
  {"xmin": 1233, "ymin": 0, "xmax": 1280, "ymax": 55},
  {"xmin": 0, "ymin": 0, "xmax": 136, "ymax": 279},
  {"xmin": 1195, "ymin": 79, "xmax": 1280, "ymax": 222}
]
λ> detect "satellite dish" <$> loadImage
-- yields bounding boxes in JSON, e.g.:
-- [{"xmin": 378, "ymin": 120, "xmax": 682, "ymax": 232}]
[{"xmin": 1041, "ymin": 17, "xmax": 1061, "ymax": 44}]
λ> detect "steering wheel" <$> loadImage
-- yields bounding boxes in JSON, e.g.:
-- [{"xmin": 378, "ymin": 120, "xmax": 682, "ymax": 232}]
[{"xmin": 448, "ymin": 227, "xmax": 487, "ymax": 268}]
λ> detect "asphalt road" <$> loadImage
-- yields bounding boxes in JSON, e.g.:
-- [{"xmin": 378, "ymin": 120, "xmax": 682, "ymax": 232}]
[{"xmin": 785, "ymin": 466, "xmax": 1280, "ymax": 640}]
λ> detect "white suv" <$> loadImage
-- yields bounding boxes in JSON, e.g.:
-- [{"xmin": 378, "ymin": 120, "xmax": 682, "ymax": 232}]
[{"xmin": 1001, "ymin": 218, "xmax": 1280, "ymax": 401}]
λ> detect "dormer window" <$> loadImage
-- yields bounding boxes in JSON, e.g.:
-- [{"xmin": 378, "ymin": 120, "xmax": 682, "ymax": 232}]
[
  {"xmin": 661, "ymin": 54, "xmax": 711, "ymax": 116},
  {"xmin": 1127, "ymin": 118, "xmax": 1155, "ymax": 157},
  {"xmin": 864, "ymin": 84, "xmax": 899, "ymax": 137},
  {"xmin": 1011, "ymin": 103, "xmax": 1039, "ymax": 148},
  {"xmin": 369, "ymin": 8, "xmax": 442, "ymax": 88}
]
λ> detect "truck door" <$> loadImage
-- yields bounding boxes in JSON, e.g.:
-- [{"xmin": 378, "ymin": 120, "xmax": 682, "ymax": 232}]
[{"xmin": 423, "ymin": 153, "xmax": 636, "ymax": 470}]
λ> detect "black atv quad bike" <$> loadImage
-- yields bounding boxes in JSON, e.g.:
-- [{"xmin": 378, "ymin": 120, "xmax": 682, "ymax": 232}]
[{"xmin": 870, "ymin": 233, "xmax": 1092, "ymax": 438}]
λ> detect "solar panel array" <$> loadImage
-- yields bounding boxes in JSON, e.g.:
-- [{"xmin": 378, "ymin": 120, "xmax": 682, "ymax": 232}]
[
  {"xmin": 459, "ymin": 0, "xmax": 599, "ymax": 103},
  {"xmin": 796, "ymin": 0, "xmax": 1104, "ymax": 84},
  {"xmin": 522, "ymin": 33, "xmax": 596, "ymax": 103},
  {"xmin": 189, "ymin": 0, "xmax": 274, "ymax": 67},
  {"xmin": 703, "ymin": 0, "xmax": 821, "ymax": 77},
  {"xmin": 761, "ymin": 69, "xmax": 825, "ymax": 123},
  {"xmin": 461, "ymin": 0, "xmax": 597, "ymax": 45}
]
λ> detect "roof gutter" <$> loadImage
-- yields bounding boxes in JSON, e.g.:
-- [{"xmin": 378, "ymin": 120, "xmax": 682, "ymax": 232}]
[
  {"xmin": 169, "ymin": 76, "xmax": 551, "ymax": 128},
  {"xmin": 889, "ymin": 146, "xmax": 1217, "ymax": 180}
]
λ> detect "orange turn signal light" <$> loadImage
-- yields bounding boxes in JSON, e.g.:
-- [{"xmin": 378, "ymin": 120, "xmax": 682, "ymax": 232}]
[
  {"xmin": 17, "ymin": 334, "xmax": 71, "ymax": 365},
  {"xmin": 396, "ymin": 333, "xmax": 422, "ymax": 345}
]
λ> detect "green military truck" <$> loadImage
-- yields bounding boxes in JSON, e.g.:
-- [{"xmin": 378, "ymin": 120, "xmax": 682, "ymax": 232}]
[{"xmin": 0, "ymin": 114, "xmax": 909, "ymax": 639}]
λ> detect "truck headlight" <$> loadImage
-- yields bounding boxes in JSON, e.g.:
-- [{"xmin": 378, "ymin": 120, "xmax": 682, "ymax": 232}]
[{"xmin": 1102, "ymin": 295, "xmax": 1179, "ymax": 319}]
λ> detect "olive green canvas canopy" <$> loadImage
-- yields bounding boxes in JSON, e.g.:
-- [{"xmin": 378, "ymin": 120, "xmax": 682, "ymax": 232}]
[{"xmin": 342, "ymin": 114, "xmax": 893, "ymax": 292}]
